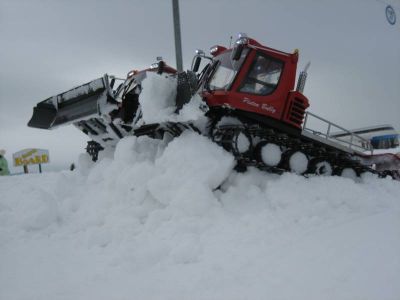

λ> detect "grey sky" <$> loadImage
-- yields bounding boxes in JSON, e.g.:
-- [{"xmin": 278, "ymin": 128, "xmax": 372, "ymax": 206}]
[{"xmin": 1, "ymin": 0, "xmax": 399, "ymax": 172}]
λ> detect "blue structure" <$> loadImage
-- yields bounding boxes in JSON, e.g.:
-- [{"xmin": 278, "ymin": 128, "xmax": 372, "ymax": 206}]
[
  {"xmin": 371, "ymin": 133, "xmax": 399, "ymax": 149},
  {"xmin": 331, "ymin": 125, "xmax": 399, "ymax": 150}
]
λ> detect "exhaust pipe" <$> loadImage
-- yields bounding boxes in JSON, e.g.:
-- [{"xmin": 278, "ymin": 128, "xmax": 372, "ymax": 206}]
[{"xmin": 296, "ymin": 62, "xmax": 311, "ymax": 93}]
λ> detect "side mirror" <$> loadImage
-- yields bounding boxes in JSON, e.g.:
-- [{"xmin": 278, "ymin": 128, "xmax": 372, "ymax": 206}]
[
  {"xmin": 110, "ymin": 78, "xmax": 115, "ymax": 88},
  {"xmin": 157, "ymin": 61, "xmax": 165, "ymax": 74},
  {"xmin": 232, "ymin": 44, "xmax": 244, "ymax": 61},
  {"xmin": 192, "ymin": 56, "xmax": 201, "ymax": 72}
]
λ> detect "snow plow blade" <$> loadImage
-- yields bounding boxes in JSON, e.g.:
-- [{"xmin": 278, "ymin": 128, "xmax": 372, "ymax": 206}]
[{"xmin": 28, "ymin": 75, "xmax": 112, "ymax": 129}]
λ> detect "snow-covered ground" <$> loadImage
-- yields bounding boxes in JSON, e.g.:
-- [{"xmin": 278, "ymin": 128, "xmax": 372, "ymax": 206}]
[{"xmin": 1, "ymin": 133, "xmax": 399, "ymax": 300}]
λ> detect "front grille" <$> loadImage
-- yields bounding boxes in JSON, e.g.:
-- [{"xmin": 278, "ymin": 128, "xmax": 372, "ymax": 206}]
[{"xmin": 288, "ymin": 97, "xmax": 307, "ymax": 126}]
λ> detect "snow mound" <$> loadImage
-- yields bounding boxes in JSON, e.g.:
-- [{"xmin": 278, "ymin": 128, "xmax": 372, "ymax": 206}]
[{"xmin": 1, "ymin": 132, "xmax": 400, "ymax": 300}]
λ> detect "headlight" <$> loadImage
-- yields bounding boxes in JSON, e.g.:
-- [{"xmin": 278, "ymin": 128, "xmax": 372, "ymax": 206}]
[
  {"xmin": 209, "ymin": 46, "xmax": 219, "ymax": 55},
  {"xmin": 236, "ymin": 37, "xmax": 248, "ymax": 45},
  {"xmin": 127, "ymin": 70, "xmax": 137, "ymax": 78},
  {"xmin": 195, "ymin": 49, "xmax": 205, "ymax": 56},
  {"xmin": 236, "ymin": 32, "xmax": 249, "ymax": 45},
  {"xmin": 238, "ymin": 32, "xmax": 248, "ymax": 39},
  {"xmin": 209, "ymin": 45, "xmax": 227, "ymax": 56}
]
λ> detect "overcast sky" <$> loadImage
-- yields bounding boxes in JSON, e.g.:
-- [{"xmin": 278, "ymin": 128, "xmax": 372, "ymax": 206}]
[{"xmin": 1, "ymin": 0, "xmax": 399, "ymax": 172}]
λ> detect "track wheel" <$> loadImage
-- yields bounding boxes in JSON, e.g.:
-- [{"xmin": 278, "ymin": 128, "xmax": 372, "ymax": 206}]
[
  {"xmin": 256, "ymin": 142, "xmax": 282, "ymax": 167},
  {"xmin": 335, "ymin": 167, "xmax": 359, "ymax": 180},
  {"xmin": 284, "ymin": 150, "xmax": 309, "ymax": 174},
  {"xmin": 233, "ymin": 131, "xmax": 251, "ymax": 154},
  {"xmin": 308, "ymin": 158, "xmax": 333, "ymax": 176}
]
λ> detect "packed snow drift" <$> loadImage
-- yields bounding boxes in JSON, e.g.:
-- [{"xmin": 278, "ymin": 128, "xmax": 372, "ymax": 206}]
[{"xmin": 1, "ymin": 133, "xmax": 399, "ymax": 300}]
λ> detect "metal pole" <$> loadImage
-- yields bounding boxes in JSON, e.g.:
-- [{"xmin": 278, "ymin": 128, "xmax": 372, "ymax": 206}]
[
  {"xmin": 326, "ymin": 123, "xmax": 331, "ymax": 139},
  {"xmin": 303, "ymin": 112, "xmax": 308, "ymax": 130},
  {"xmin": 172, "ymin": 0, "xmax": 183, "ymax": 72}
]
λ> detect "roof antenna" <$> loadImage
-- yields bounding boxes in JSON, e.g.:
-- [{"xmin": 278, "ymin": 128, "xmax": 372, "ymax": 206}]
[{"xmin": 229, "ymin": 36, "xmax": 233, "ymax": 48}]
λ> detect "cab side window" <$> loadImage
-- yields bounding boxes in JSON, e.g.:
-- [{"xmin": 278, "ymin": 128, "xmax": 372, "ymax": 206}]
[{"xmin": 239, "ymin": 54, "xmax": 283, "ymax": 95}]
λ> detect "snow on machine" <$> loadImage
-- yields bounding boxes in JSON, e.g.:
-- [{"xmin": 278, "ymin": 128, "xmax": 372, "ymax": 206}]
[{"xmin": 28, "ymin": 34, "xmax": 400, "ymax": 179}]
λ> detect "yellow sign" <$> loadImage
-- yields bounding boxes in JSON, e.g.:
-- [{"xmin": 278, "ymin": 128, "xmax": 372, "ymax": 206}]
[{"xmin": 13, "ymin": 148, "xmax": 50, "ymax": 166}]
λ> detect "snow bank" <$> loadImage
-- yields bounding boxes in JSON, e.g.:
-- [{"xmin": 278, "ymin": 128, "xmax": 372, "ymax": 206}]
[{"xmin": 1, "ymin": 133, "xmax": 400, "ymax": 300}]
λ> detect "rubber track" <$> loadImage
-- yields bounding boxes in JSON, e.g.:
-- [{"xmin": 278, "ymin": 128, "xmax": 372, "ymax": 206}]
[
  {"xmin": 210, "ymin": 123, "xmax": 388, "ymax": 178},
  {"xmin": 131, "ymin": 120, "xmax": 398, "ymax": 179}
]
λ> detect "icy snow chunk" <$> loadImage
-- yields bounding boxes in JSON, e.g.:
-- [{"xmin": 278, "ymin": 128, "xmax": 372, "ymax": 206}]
[
  {"xmin": 138, "ymin": 72, "xmax": 207, "ymax": 125},
  {"xmin": 114, "ymin": 135, "xmax": 166, "ymax": 165},
  {"xmin": 219, "ymin": 168, "xmax": 275, "ymax": 215},
  {"xmin": 176, "ymin": 93, "xmax": 206, "ymax": 122},
  {"xmin": 177, "ymin": 93, "xmax": 209, "ymax": 134},
  {"xmin": 170, "ymin": 181, "xmax": 217, "ymax": 216},
  {"xmin": 87, "ymin": 157, "xmax": 114, "ymax": 184},
  {"xmin": 113, "ymin": 136, "xmax": 138, "ymax": 163},
  {"xmin": 148, "ymin": 131, "xmax": 235, "ymax": 213},
  {"xmin": 139, "ymin": 72, "xmax": 177, "ymax": 123}
]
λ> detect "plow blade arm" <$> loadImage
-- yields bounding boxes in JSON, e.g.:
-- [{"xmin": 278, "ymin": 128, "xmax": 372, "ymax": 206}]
[{"xmin": 28, "ymin": 75, "xmax": 112, "ymax": 129}]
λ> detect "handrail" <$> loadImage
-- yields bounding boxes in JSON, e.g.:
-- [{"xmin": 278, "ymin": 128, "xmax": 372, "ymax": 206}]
[{"xmin": 302, "ymin": 111, "xmax": 373, "ymax": 154}]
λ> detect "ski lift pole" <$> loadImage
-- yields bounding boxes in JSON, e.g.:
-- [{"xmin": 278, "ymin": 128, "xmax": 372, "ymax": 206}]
[{"xmin": 172, "ymin": 0, "xmax": 183, "ymax": 72}]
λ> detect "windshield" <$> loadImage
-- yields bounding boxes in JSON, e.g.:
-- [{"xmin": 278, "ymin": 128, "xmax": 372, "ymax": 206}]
[
  {"xmin": 239, "ymin": 53, "xmax": 284, "ymax": 95},
  {"xmin": 208, "ymin": 48, "xmax": 249, "ymax": 91}
]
